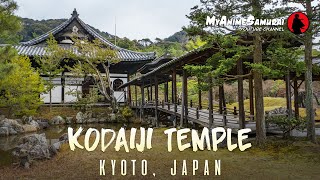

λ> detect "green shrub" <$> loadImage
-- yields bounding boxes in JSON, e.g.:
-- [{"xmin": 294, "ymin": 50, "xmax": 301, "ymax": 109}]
[
  {"xmin": 266, "ymin": 115, "xmax": 306, "ymax": 138},
  {"xmin": 68, "ymin": 87, "xmax": 102, "ymax": 112},
  {"xmin": 120, "ymin": 106, "xmax": 134, "ymax": 120}
]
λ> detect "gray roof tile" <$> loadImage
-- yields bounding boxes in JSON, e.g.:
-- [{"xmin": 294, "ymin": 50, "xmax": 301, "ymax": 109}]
[{"xmin": 15, "ymin": 10, "xmax": 155, "ymax": 61}]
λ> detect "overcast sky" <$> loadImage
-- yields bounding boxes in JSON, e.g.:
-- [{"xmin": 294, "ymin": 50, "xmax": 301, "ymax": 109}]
[{"xmin": 14, "ymin": 0, "xmax": 199, "ymax": 40}]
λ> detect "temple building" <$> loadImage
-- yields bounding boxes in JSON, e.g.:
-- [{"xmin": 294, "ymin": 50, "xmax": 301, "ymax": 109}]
[{"xmin": 12, "ymin": 9, "xmax": 156, "ymax": 104}]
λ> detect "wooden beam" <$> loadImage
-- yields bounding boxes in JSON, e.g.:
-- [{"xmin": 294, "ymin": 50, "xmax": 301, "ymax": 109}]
[
  {"xmin": 155, "ymin": 76, "xmax": 159, "ymax": 127},
  {"xmin": 237, "ymin": 59, "xmax": 245, "ymax": 128},
  {"xmin": 294, "ymin": 78, "xmax": 300, "ymax": 119},
  {"xmin": 249, "ymin": 75, "xmax": 254, "ymax": 120}
]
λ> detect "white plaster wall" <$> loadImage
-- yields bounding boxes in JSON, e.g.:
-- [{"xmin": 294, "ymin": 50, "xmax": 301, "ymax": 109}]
[
  {"xmin": 41, "ymin": 74, "xmax": 129, "ymax": 103},
  {"xmin": 64, "ymin": 85, "xmax": 82, "ymax": 103},
  {"xmin": 41, "ymin": 86, "xmax": 62, "ymax": 103},
  {"xmin": 110, "ymin": 73, "xmax": 128, "ymax": 103},
  {"xmin": 114, "ymin": 91, "xmax": 126, "ymax": 102}
]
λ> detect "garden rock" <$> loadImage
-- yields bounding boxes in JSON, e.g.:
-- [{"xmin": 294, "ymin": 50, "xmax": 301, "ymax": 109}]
[
  {"xmin": 22, "ymin": 124, "xmax": 38, "ymax": 133},
  {"xmin": 49, "ymin": 134, "xmax": 68, "ymax": 155},
  {"xmin": 9, "ymin": 127, "xmax": 18, "ymax": 135},
  {"xmin": 51, "ymin": 116, "xmax": 65, "ymax": 125},
  {"xmin": 99, "ymin": 117, "xmax": 107, "ymax": 123},
  {"xmin": 0, "ymin": 127, "xmax": 9, "ymax": 136},
  {"xmin": 28, "ymin": 120, "xmax": 40, "ymax": 130},
  {"xmin": 0, "ymin": 119, "xmax": 24, "ymax": 134},
  {"xmin": 0, "ymin": 115, "xmax": 5, "ymax": 121},
  {"xmin": 59, "ymin": 133, "xmax": 68, "ymax": 142},
  {"xmin": 266, "ymin": 107, "xmax": 296, "ymax": 117},
  {"xmin": 13, "ymin": 134, "xmax": 51, "ymax": 168},
  {"xmin": 87, "ymin": 118, "xmax": 98, "ymax": 123},
  {"xmin": 52, "ymin": 142, "xmax": 62, "ymax": 151},
  {"xmin": 109, "ymin": 113, "xmax": 116, "ymax": 122},
  {"xmin": 37, "ymin": 120, "xmax": 50, "ymax": 129},
  {"xmin": 76, "ymin": 112, "xmax": 85, "ymax": 124},
  {"xmin": 66, "ymin": 117, "xmax": 73, "ymax": 124}
]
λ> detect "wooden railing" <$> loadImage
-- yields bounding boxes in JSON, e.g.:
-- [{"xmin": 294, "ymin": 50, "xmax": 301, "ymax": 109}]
[{"xmin": 130, "ymin": 99, "xmax": 254, "ymax": 127}]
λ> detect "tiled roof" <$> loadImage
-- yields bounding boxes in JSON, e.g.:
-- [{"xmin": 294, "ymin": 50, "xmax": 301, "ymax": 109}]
[
  {"xmin": 138, "ymin": 53, "xmax": 173, "ymax": 73},
  {"xmin": 16, "ymin": 9, "xmax": 156, "ymax": 61},
  {"xmin": 13, "ymin": 44, "xmax": 155, "ymax": 61}
]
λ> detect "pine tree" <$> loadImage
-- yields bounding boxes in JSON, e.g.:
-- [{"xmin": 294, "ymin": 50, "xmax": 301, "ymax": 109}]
[
  {"xmin": 0, "ymin": 56, "xmax": 45, "ymax": 116},
  {"xmin": 66, "ymin": 38, "xmax": 119, "ymax": 110},
  {"xmin": 0, "ymin": 0, "xmax": 21, "ymax": 78},
  {"xmin": 184, "ymin": 0, "xmax": 299, "ymax": 145},
  {"xmin": 0, "ymin": 0, "xmax": 21, "ymax": 43},
  {"xmin": 291, "ymin": 0, "xmax": 320, "ymax": 143},
  {"xmin": 35, "ymin": 34, "xmax": 66, "ymax": 110}
]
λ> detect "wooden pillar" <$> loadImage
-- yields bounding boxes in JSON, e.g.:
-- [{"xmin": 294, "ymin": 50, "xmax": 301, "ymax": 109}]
[
  {"xmin": 147, "ymin": 86, "xmax": 150, "ymax": 101},
  {"xmin": 172, "ymin": 68, "xmax": 177, "ymax": 126},
  {"xmin": 237, "ymin": 59, "xmax": 245, "ymax": 129},
  {"xmin": 180, "ymin": 69, "xmax": 188, "ymax": 127},
  {"xmin": 140, "ymin": 82, "xmax": 145, "ymax": 120},
  {"xmin": 219, "ymin": 85, "xmax": 224, "ymax": 114},
  {"xmin": 150, "ymin": 85, "xmax": 153, "ymax": 101},
  {"xmin": 164, "ymin": 82, "xmax": 169, "ymax": 102},
  {"xmin": 208, "ymin": 78, "xmax": 214, "ymax": 129},
  {"xmin": 222, "ymin": 87, "xmax": 226, "ymax": 110},
  {"xmin": 294, "ymin": 78, "xmax": 300, "ymax": 118},
  {"xmin": 127, "ymin": 74, "xmax": 131, "ymax": 105},
  {"xmin": 249, "ymin": 75, "xmax": 254, "ymax": 120},
  {"xmin": 198, "ymin": 79, "xmax": 202, "ymax": 109},
  {"xmin": 155, "ymin": 76, "xmax": 159, "ymax": 127},
  {"xmin": 172, "ymin": 68, "xmax": 177, "ymax": 104},
  {"xmin": 285, "ymin": 73, "xmax": 292, "ymax": 118},
  {"xmin": 134, "ymin": 85, "xmax": 138, "ymax": 106},
  {"xmin": 184, "ymin": 72, "xmax": 188, "ymax": 125},
  {"xmin": 61, "ymin": 72, "xmax": 65, "ymax": 103}
]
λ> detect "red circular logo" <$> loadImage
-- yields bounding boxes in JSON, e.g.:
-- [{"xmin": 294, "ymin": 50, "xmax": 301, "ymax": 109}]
[{"xmin": 287, "ymin": 12, "xmax": 309, "ymax": 34}]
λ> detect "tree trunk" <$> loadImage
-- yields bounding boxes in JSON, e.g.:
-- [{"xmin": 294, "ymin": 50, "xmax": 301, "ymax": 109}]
[
  {"xmin": 252, "ymin": 1, "xmax": 266, "ymax": 146},
  {"xmin": 208, "ymin": 78, "xmax": 214, "ymax": 129},
  {"xmin": 285, "ymin": 73, "xmax": 292, "ymax": 119},
  {"xmin": 249, "ymin": 75, "xmax": 254, "ymax": 120},
  {"xmin": 237, "ymin": 59, "xmax": 245, "ymax": 129},
  {"xmin": 49, "ymin": 90, "xmax": 52, "ymax": 112},
  {"xmin": 305, "ymin": 0, "xmax": 316, "ymax": 143},
  {"xmin": 294, "ymin": 78, "xmax": 300, "ymax": 119},
  {"xmin": 253, "ymin": 31, "xmax": 266, "ymax": 145}
]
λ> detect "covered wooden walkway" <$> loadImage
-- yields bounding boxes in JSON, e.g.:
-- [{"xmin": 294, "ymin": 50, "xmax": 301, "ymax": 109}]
[
  {"xmin": 131, "ymin": 101, "xmax": 257, "ymax": 132},
  {"xmin": 118, "ymin": 46, "xmax": 320, "ymax": 134}
]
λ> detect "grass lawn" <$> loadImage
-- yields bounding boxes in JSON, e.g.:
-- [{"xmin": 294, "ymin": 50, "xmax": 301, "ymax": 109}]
[
  {"xmin": 228, "ymin": 97, "xmax": 320, "ymax": 121},
  {"xmin": 0, "ymin": 128, "xmax": 320, "ymax": 179}
]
